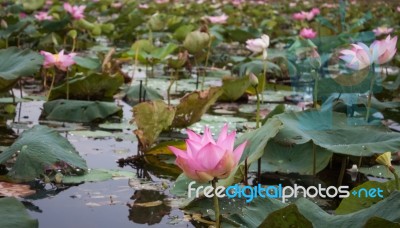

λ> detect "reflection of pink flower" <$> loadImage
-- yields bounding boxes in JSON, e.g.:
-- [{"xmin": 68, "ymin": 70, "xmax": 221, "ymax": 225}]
[
  {"xmin": 373, "ymin": 27, "xmax": 394, "ymax": 36},
  {"xmin": 371, "ymin": 35, "xmax": 398, "ymax": 65},
  {"xmin": 169, "ymin": 125, "xmax": 247, "ymax": 183},
  {"xmin": 40, "ymin": 50, "xmax": 76, "ymax": 71},
  {"xmin": 299, "ymin": 28, "xmax": 317, "ymax": 39},
  {"xmin": 206, "ymin": 14, "xmax": 228, "ymax": 24},
  {"xmin": 63, "ymin": 3, "xmax": 85, "ymax": 20},
  {"xmin": 34, "ymin": 12, "xmax": 53, "ymax": 21}
]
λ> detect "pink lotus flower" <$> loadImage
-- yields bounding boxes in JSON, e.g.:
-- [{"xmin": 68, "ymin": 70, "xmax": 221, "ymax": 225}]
[
  {"xmin": 40, "ymin": 50, "xmax": 76, "ymax": 71},
  {"xmin": 300, "ymin": 28, "xmax": 317, "ymax": 39},
  {"xmin": 206, "ymin": 14, "xmax": 228, "ymax": 24},
  {"xmin": 340, "ymin": 43, "xmax": 373, "ymax": 70},
  {"xmin": 311, "ymin": 8, "xmax": 320, "ymax": 15},
  {"xmin": 373, "ymin": 27, "xmax": 394, "ymax": 36},
  {"xmin": 292, "ymin": 11, "xmax": 315, "ymax": 21},
  {"xmin": 398, "ymin": 6, "xmax": 400, "ymax": 12},
  {"xmin": 370, "ymin": 35, "xmax": 398, "ymax": 65},
  {"xmin": 34, "ymin": 12, "xmax": 53, "ymax": 21},
  {"xmin": 155, "ymin": 0, "xmax": 169, "ymax": 4},
  {"xmin": 246, "ymin": 34, "xmax": 270, "ymax": 59},
  {"xmin": 138, "ymin": 3, "xmax": 149, "ymax": 9},
  {"xmin": 169, "ymin": 125, "xmax": 247, "ymax": 182},
  {"xmin": 63, "ymin": 3, "xmax": 85, "ymax": 20}
]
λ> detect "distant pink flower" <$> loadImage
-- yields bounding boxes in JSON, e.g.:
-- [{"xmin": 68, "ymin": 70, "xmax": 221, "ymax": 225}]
[
  {"xmin": 19, "ymin": 12, "xmax": 27, "ymax": 19},
  {"xmin": 373, "ymin": 27, "xmax": 394, "ymax": 36},
  {"xmin": 292, "ymin": 11, "xmax": 315, "ymax": 21},
  {"xmin": 397, "ymin": 6, "xmax": 400, "ymax": 12},
  {"xmin": 40, "ymin": 50, "xmax": 76, "ymax": 71},
  {"xmin": 63, "ymin": 3, "xmax": 85, "ymax": 20},
  {"xmin": 206, "ymin": 14, "xmax": 228, "ymax": 24},
  {"xmin": 155, "ymin": 0, "xmax": 169, "ymax": 4},
  {"xmin": 138, "ymin": 3, "xmax": 149, "ymax": 9},
  {"xmin": 45, "ymin": 0, "xmax": 53, "ymax": 6},
  {"xmin": 246, "ymin": 34, "xmax": 270, "ymax": 59},
  {"xmin": 371, "ymin": 35, "xmax": 398, "ymax": 65},
  {"xmin": 169, "ymin": 124, "xmax": 247, "ymax": 182},
  {"xmin": 300, "ymin": 28, "xmax": 317, "ymax": 39},
  {"xmin": 111, "ymin": 2, "xmax": 123, "ymax": 8},
  {"xmin": 34, "ymin": 12, "xmax": 53, "ymax": 21},
  {"xmin": 289, "ymin": 2, "xmax": 297, "ymax": 7},
  {"xmin": 311, "ymin": 8, "xmax": 320, "ymax": 15}
]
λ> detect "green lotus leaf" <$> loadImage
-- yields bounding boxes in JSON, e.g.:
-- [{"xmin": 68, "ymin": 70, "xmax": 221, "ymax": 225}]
[
  {"xmin": 0, "ymin": 125, "xmax": 87, "ymax": 181},
  {"xmin": 0, "ymin": 197, "xmax": 38, "ymax": 228}
]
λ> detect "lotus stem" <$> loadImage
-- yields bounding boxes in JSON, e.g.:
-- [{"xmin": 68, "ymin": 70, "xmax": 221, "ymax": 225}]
[
  {"xmin": 313, "ymin": 142, "xmax": 316, "ymax": 176},
  {"xmin": 47, "ymin": 70, "xmax": 55, "ymax": 101},
  {"xmin": 212, "ymin": 178, "xmax": 220, "ymax": 228},
  {"xmin": 313, "ymin": 71, "xmax": 319, "ymax": 109},
  {"xmin": 244, "ymin": 158, "xmax": 248, "ymax": 185},
  {"xmin": 66, "ymin": 71, "xmax": 69, "ymax": 100},
  {"xmin": 254, "ymin": 86, "xmax": 260, "ymax": 128},
  {"xmin": 337, "ymin": 156, "xmax": 347, "ymax": 187},
  {"xmin": 201, "ymin": 38, "xmax": 212, "ymax": 91},
  {"xmin": 262, "ymin": 60, "xmax": 268, "ymax": 101},
  {"xmin": 389, "ymin": 166, "xmax": 400, "ymax": 191},
  {"xmin": 365, "ymin": 64, "xmax": 375, "ymax": 122},
  {"xmin": 167, "ymin": 70, "xmax": 175, "ymax": 105}
]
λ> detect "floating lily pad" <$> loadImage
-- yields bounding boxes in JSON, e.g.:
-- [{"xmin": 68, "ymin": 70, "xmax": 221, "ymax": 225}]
[
  {"xmin": 42, "ymin": 99, "xmax": 122, "ymax": 123},
  {"xmin": 0, "ymin": 182, "xmax": 36, "ymax": 197},
  {"xmin": 0, "ymin": 197, "xmax": 38, "ymax": 228},
  {"xmin": 49, "ymin": 73, "xmax": 124, "ymax": 101},
  {"xmin": 359, "ymin": 165, "xmax": 400, "ymax": 179},
  {"xmin": 0, "ymin": 47, "xmax": 43, "ymax": 93},
  {"xmin": 218, "ymin": 76, "xmax": 250, "ymax": 102},
  {"xmin": 0, "ymin": 125, "xmax": 87, "ymax": 181},
  {"xmin": 62, "ymin": 169, "xmax": 135, "ymax": 184},
  {"xmin": 273, "ymin": 111, "xmax": 400, "ymax": 157},
  {"xmin": 336, "ymin": 180, "xmax": 396, "ymax": 215}
]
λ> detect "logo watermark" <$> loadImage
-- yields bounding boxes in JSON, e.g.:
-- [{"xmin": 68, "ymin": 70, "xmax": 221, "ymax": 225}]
[{"xmin": 188, "ymin": 182, "xmax": 384, "ymax": 203}]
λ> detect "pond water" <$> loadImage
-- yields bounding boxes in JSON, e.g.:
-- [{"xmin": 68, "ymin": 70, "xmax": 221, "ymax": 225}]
[{"xmin": 2, "ymin": 93, "xmax": 192, "ymax": 227}]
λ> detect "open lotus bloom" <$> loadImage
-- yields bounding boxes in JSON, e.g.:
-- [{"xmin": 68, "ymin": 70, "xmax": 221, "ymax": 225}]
[
  {"xmin": 340, "ymin": 35, "xmax": 397, "ymax": 70},
  {"xmin": 63, "ymin": 3, "xmax": 85, "ymax": 20},
  {"xmin": 169, "ymin": 125, "xmax": 247, "ymax": 183},
  {"xmin": 40, "ymin": 50, "xmax": 76, "ymax": 71},
  {"xmin": 299, "ymin": 28, "xmax": 317, "ymax": 39},
  {"xmin": 373, "ymin": 27, "xmax": 394, "ymax": 36},
  {"xmin": 206, "ymin": 14, "xmax": 228, "ymax": 24},
  {"xmin": 246, "ymin": 34, "xmax": 270, "ymax": 60},
  {"xmin": 34, "ymin": 12, "xmax": 53, "ymax": 21}
]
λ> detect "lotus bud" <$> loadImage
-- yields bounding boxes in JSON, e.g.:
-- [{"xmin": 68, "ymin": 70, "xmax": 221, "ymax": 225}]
[
  {"xmin": 346, "ymin": 164, "xmax": 358, "ymax": 182},
  {"xmin": 149, "ymin": 13, "xmax": 165, "ymax": 31},
  {"xmin": 183, "ymin": 30, "xmax": 210, "ymax": 54},
  {"xmin": 1, "ymin": 19, "xmax": 7, "ymax": 29},
  {"xmin": 376, "ymin": 152, "xmax": 392, "ymax": 168},
  {"xmin": 101, "ymin": 23, "xmax": 115, "ymax": 34},
  {"xmin": 168, "ymin": 51, "xmax": 188, "ymax": 69},
  {"xmin": 75, "ymin": 18, "xmax": 95, "ymax": 30},
  {"xmin": 249, "ymin": 73, "xmax": 259, "ymax": 87},
  {"xmin": 91, "ymin": 24, "xmax": 102, "ymax": 36},
  {"xmin": 67, "ymin": 30, "xmax": 77, "ymax": 39}
]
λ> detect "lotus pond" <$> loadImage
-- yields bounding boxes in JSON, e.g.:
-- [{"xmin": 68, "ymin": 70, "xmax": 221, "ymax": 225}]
[{"xmin": 1, "ymin": 0, "xmax": 400, "ymax": 227}]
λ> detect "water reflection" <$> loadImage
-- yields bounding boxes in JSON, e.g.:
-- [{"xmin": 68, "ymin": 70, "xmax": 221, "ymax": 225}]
[{"xmin": 128, "ymin": 189, "xmax": 171, "ymax": 225}]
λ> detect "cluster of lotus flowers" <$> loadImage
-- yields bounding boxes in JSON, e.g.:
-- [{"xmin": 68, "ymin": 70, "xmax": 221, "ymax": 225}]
[{"xmin": 340, "ymin": 35, "xmax": 398, "ymax": 70}]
